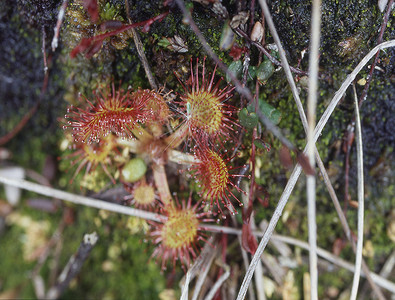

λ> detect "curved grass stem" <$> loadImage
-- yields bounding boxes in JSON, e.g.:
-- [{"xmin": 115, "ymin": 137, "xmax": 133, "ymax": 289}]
[
  {"xmin": 350, "ymin": 84, "xmax": 365, "ymax": 300},
  {"xmin": 0, "ymin": 176, "xmax": 161, "ymax": 222}
]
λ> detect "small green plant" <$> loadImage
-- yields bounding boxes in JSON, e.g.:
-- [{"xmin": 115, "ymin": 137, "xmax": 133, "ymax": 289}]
[{"xmin": 62, "ymin": 58, "xmax": 246, "ymax": 270}]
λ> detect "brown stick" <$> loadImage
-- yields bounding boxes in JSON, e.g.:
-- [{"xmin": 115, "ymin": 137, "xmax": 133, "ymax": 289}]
[{"xmin": 46, "ymin": 232, "xmax": 99, "ymax": 299}]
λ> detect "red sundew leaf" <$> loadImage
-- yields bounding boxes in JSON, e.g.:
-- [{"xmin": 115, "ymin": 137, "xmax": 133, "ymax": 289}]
[
  {"xmin": 141, "ymin": 12, "xmax": 169, "ymax": 32},
  {"xmin": 65, "ymin": 83, "xmax": 151, "ymax": 143},
  {"xmin": 100, "ymin": 20, "xmax": 124, "ymax": 31},
  {"xmin": 70, "ymin": 12, "xmax": 169, "ymax": 58},
  {"xmin": 82, "ymin": 0, "xmax": 99, "ymax": 23},
  {"xmin": 241, "ymin": 204, "xmax": 258, "ymax": 254},
  {"xmin": 242, "ymin": 221, "xmax": 258, "ymax": 254},
  {"xmin": 296, "ymin": 151, "xmax": 315, "ymax": 175},
  {"xmin": 228, "ymin": 44, "xmax": 247, "ymax": 60}
]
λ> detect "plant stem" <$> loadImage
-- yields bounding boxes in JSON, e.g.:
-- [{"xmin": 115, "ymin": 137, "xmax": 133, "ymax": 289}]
[
  {"xmin": 152, "ymin": 163, "xmax": 173, "ymax": 207},
  {"xmin": 164, "ymin": 123, "xmax": 188, "ymax": 149}
]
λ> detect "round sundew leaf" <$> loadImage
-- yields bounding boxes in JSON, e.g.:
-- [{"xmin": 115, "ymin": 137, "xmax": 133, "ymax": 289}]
[
  {"xmin": 258, "ymin": 99, "xmax": 282, "ymax": 125},
  {"xmin": 248, "ymin": 65, "xmax": 257, "ymax": 81},
  {"xmin": 122, "ymin": 158, "xmax": 147, "ymax": 183},
  {"xmin": 226, "ymin": 60, "xmax": 243, "ymax": 83},
  {"xmin": 239, "ymin": 108, "xmax": 258, "ymax": 129},
  {"xmin": 257, "ymin": 59, "xmax": 275, "ymax": 82}
]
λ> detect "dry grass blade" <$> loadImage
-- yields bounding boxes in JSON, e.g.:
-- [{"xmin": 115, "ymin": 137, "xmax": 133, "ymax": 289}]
[
  {"xmin": 204, "ymin": 260, "xmax": 230, "ymax": 300},
  {"xmin": 181, "ymin": 239, "xmax": 217, "ymax": 300},
  {"xmin": 350, "ymin": 84, "xmax": 365, "ymax": 300},
  {"xmin": 271, "ymin": 234, "xmax": 395, "ymax": 294},
  {"xmin": 0, "ymin": 176, "xmax": 162, "ymax": 222},
  {"xmin": 315, "ymin": 152, "xmax": 386, "ymax": 299},
  {"xmin": 191, "ymin": 240, "xmax": 218, "ymax": 300},
  {"xmin": 306, "ymin": 0, "xmax": 322, "ymax": 298},
  {"xmin": 236, "ymin": 39, "xmax": 395, "ymax": 300}
]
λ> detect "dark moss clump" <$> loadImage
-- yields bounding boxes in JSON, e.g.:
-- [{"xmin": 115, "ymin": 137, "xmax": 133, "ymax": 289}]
[
  {"xmin": 16, "ymin": 0, "xmax": 60, "ymax": 31},
  {"xmin": 0, "ymin": 0, "xmax": 66, "ymax": 168}
]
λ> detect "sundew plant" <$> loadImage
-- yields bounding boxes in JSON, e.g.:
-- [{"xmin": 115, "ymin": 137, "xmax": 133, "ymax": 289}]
[{"xmin": 0, "ymin": 0, "xmax": 394, "ymax": 299}]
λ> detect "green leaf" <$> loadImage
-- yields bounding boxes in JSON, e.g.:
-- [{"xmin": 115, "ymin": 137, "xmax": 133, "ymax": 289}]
[
  {"xmin": 121, "ymin": 158, "xmax": 147, "ymax": 183},
  {"xmin": 253, "ymin": 139, "xmax": 271, "ymax": 151},
  {"xmin": 157, "ymin": 37, "xmax": 171, "ymax": 49},
  {"xmin": 258, "ymin": 98, "xmax": 282, "ymax": 125},
  {"xmin": 257, "ymin": 59, "xmax": 274, "ymax": 82},
  {"xmin": 220, "ymin": 20, "xmax": 235, "ymax": 51},
  {"xmin": 239, "ymin": 108, "xmax": 258, "ymax": 129},
  {"xmin": 226, "ymin": 60, "xmax": 243, "ymax": 83},
  {"xmin": 247, "ymin": 65, "xmax": 257, "ymax": 81}
]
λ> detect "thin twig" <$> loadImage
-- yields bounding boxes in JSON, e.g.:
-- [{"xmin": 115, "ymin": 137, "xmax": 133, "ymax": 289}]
[
  {"xmin": 357, "ymin": 0, "xmax": 394, "ymax": 104},
  {"xmin": 0, "ymin": 101, "xmax": 40, "ymax": 146},
  {"xmin": 46, "ymin": 232, "xmax": 99, "ymax": 299},
  {"xmin": 174, "ymin": 0, "xmax": 251, "ymax": 99},
  {"xmin": 350, "ymin": 84, "xmax": 365, "ymax": 300},
  {"xmin": 51, "ymin": 0, "xmax": 68, "ymax": 52},
  {"xmin": 125, "ymin": 0, "xmax": 158, "ymax": 90}
]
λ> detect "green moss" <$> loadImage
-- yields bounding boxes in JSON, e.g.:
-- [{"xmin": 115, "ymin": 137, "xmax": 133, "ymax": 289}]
[
  {"xmin": 0, "ymin": 225, "xmax": 35, "ymax": 297},
  {"xmin": 59, "ymin": 209, "xmax": 166, "ymax": 299}
]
